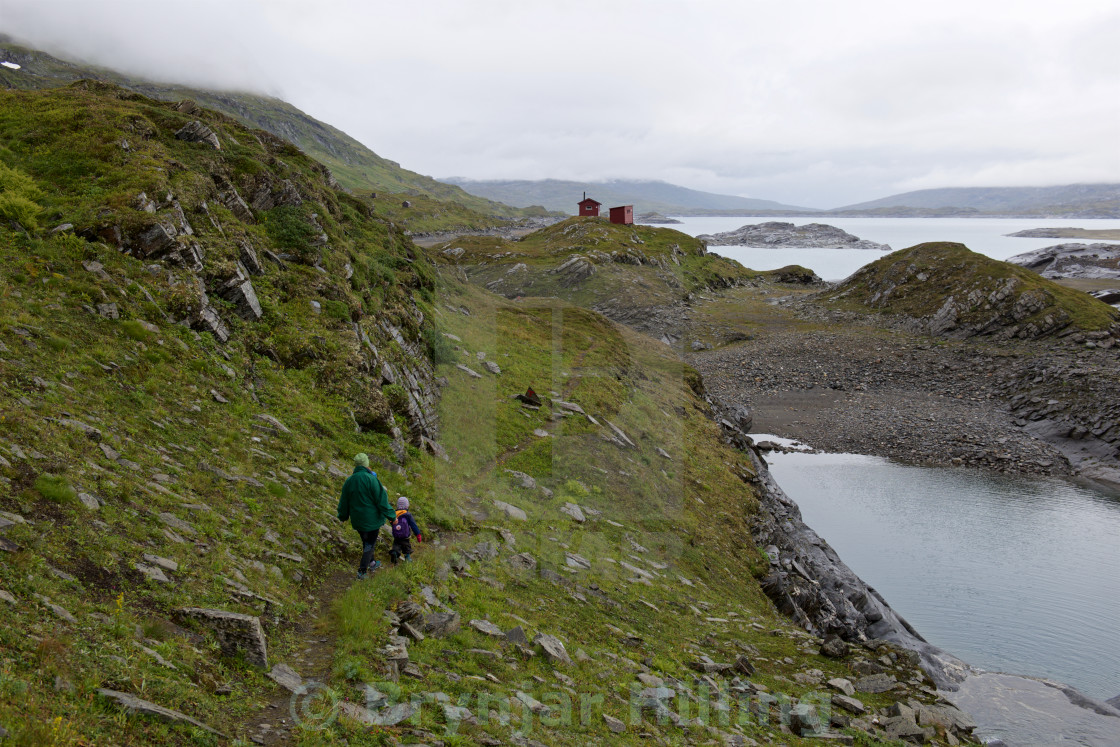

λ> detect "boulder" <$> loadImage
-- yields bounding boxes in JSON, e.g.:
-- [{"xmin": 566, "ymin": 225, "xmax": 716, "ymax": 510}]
[
  {"xmin": 420, "ymin": 612, "xmax": 461, "ymax": 637},
  {"xmin": 177, "ymin": 607, "xmax": 268, "ymax": 668},
  {"xmin": 790, "ymin": 703, "xmax": 823, "ymax": 737},
  {"xmin": 853, "ymin": 673, "xmax": 896, "ymax": 694},
  {"xmin": 827, "ymin": 677, "xmax": 855, "ymax": 696},
  {"xmin": 493, "ymin": 500, "xmax": 528, "ymax": 521},
  {"xmin": 534, "ymin": 633, "xmax": 572, "ymax": 666},
  {"xmin": 504, "ymin": 626, "xmax": 529, "ymax": 646},
  {"xmin": 560, "ymin": 503, "xmax": 586, "ymax": 522},
  {"xmin": 820, "ymin": 635, "xmax": 849, "ymax": 658},
  {"xmin": 603, "ymin": 713, "xmax": 627, "ymax": 733}
]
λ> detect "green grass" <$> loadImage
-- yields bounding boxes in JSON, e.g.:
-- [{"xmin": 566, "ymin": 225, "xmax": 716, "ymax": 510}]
[{"xmin": 0, "ymin": 83, "xmax": 966, "ymax": 746}]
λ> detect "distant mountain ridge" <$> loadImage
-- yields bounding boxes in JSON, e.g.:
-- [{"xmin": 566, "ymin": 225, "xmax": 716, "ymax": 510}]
[
  {"xmin": 441, "ymin": 177, "xmax": 815, "ymax": 215},
  {"xmin": 0, "ymin": 38, "xmax": 533, "ymax": 219},
  {"xmin": 833, "ymin": 184, "xmax": 1120, "ymax": 217}
]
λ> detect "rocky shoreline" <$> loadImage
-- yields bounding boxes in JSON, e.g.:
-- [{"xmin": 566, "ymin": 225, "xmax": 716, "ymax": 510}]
[
  {"xmin": 1006, "ymin": 242, "xmax": 1120, "ymax": 280},
  {"xmin": 693, "ymin": 326, "xmax": 1079, "ymax": 477},
  {"xmin": 698, "ymin": 221, "xmax": 891, "ymax": 251}
]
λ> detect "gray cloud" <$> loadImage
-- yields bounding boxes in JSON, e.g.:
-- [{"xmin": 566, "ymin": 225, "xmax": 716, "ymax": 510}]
[{"xmin": 3, "ymin": 0, "xmax": 1118, "ymax": 207}]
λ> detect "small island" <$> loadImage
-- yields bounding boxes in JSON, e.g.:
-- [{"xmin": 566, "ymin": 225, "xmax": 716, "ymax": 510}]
[
  {"xmin": 636, "ymin": 212, "xmax": 682, "ymax": 224},
  {"xmin": 1006, "ymin": 227, "xmax": 1120, "ymax": 240},
  {"xmin": 697, "ymin": 221, "xmax": 891, "ymax": 250}
]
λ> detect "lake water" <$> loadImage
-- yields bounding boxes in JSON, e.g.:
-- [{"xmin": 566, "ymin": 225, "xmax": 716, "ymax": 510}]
[
  {"xmin": 765, "ymin": 451, "xmax": 1120, "ymax": 703},
  {"xmin": 652, "ymin": 216, "xmax": 1120, "ymax": 281}
]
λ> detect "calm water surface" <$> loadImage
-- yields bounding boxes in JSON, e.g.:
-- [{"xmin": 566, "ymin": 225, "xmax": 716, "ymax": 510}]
[
  {"xmin": 766, "ymin": 451, "xmax": 1120, "ymax": 701},
  {"xmin": 654, "ymin": 216, "xmax": 1120, "ymax": 281}
]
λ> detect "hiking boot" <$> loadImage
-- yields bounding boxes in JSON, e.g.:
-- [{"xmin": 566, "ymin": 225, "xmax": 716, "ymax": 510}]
[
  {"xmin": 356, "ymin": 571, "xmax": 368, "ymax": 580},
  {"xmin": 404, "ymin": 554, "xmax": 411, "ymax": 562},
  {"xmin": 370, "ymin": 560, "xmax": 382, "ymax": 571}
]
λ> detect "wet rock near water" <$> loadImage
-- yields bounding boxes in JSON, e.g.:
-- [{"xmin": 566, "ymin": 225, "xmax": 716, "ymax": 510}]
[{"xmin": 1006, "ymin": 243, "xmax": 1120, "ymax": 280}]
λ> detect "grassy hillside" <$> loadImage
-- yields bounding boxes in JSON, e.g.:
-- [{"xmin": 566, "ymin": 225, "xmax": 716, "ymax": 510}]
[
  {"xmin": 433, "ymin": 217, "xmax": 819, "ymax": 346},
  {"xmin": 0, "ymin": 39, "xmax": 551, "ymax": 229},
  {"xmin": 0, "ymin": 84, "xmax": 971, "ymax": 746},
  {"xmin": 821, "ymin": 242, "xmax": 1119, "ymax": 338}
]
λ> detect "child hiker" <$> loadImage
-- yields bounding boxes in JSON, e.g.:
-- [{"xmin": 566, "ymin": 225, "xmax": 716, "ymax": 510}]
[{"xmin": 390, "ymin": 497, "xmax": 422, "ymax": 564}]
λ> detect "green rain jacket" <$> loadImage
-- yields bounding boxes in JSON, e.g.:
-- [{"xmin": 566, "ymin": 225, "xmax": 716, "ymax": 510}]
[{"xmin": 337, "ymin": 466, "xmax": 394, "ymax": 532}]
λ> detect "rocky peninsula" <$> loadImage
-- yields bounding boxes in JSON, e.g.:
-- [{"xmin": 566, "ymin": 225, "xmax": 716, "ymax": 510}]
[
  {"xmin": 698, "ymin": 221, "xmax": 891, "ymax": 250},
  {"xmin": 1006, "ymin": 242, "xmax": 1120, "ymax": 280}
]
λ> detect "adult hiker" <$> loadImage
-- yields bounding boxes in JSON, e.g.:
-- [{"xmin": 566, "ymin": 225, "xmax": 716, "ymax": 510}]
[{"xmin": 337, "ymin": 453, "xmax": 395, "ymax": 578}]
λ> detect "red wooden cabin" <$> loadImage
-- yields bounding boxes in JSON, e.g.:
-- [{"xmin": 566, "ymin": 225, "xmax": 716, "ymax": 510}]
[
  {"xmin": 609, "ymin": 205, "xmax": 634, "ymax": 225},
  {"xmin": 578, "ymin": 192, "xmax": 601, "ymax": 217}
]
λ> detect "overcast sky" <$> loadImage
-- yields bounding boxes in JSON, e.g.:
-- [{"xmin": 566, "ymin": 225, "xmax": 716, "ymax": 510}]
[{"xmin": 3, "ymin": 0, "xmax": 1119, "ymax": 207}]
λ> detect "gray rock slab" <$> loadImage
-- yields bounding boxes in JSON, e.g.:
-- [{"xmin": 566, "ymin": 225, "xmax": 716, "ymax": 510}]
[
  {"xmin": 469, "ymin": 619, "xmax": 505, "ymax": 637},
  {"xmin": 564, "ymin": 552, "xmax": 591, "ymax": 570},
  {"xmin": 507, "ymin": 552, "xmax": 537, "ymax": 570},
  {"xmin": 266, "ymin": 663, "xmax": 303, "ymax": 693},
  {"xmin": 98, "ymin": 689, "xmax": 224, "ymax": 735},
  {"xmin": 33, "ymin": 594, "xmax": 77, "ymax": 623},
  {"xmin": 135, "ymin": 562, "xmax": 170, "ymax": 584},
  {"xmin": 493, "ymin": 499, "xmax": 527, "ymax": 521},
  {"xmin": 455, "ymin": 363, "xmax": 483, "ymax": 379},
  {"xmin": 831, "ymin": 694, "xmax": 867, "ymax": 714},
  {"xmin": 560, "ymin": 502, "xmax": 586, "ymax": 522}
]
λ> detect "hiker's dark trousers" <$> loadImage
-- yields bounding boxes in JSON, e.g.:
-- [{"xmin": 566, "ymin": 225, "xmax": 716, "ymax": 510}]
[
  {"xmin": 358, "ymin": 528, "xmax": 380, "ymax": 573},
  {"xmin": 390, "ymin": 537, "xmax": 412, "ymax": 563}
]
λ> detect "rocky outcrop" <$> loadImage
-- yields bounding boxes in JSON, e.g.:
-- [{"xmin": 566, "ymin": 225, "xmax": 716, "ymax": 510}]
[
  {"xmin": 1006, "ymin": 242, "xmax": 1120, "ymax": 280},
  {"xmin": 177, "ymin": 607, "xmax": 268, "ymax": 668},
  {"xmin": 698, "ymin": 221, "xmax": 890, "ymax": 250},
  {"xmin": 212, "ymin": 261, "xmax": 263, "ymax": 320},
  {"xmin": 174, "ymin": 120, "xmax": 221, "ymax": 150},
  {"xmin": 821, "ymin": 242, "xmax": 1120, "ymax": 340}
]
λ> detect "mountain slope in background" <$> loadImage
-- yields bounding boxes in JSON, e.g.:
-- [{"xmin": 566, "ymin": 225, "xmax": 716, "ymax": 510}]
[
  {"xmin": 442, "ymin": 177, "xmax": 815, "ymax": 215},
  {"xmin": 832, "ymin": 184, "xmax": 1120, "ymax": 217},
  {"xmin": 0, "ymin": 37, "xmax": 540, "ymax": 220}
]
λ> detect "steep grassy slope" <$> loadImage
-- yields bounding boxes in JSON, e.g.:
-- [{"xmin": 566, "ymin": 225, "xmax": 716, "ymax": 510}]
[
  {"xmin": 0, "ymin": 39, "xmax": 549, "ymax": 227},
  {"xmin": 821, "ymin": 242, "xmax": 1119, "ymax": 339},
  {"xmin": 0, "ymin": 85, "xmax": 971, "ymax": 746},
  {"xmin": 0, "ymin": 82, "xmax": 457, "ymax": 742},
  {"xmin": 309, "ymin": 280, "xmax": 966, "ymax": 746}
]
